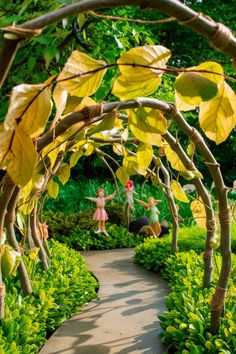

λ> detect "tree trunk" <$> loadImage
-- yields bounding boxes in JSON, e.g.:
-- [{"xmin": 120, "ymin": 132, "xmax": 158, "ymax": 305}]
[
  {"xmin": 5, "ymin": 187, "xmax": 32, "ymax": 296},
  {"xmin": 30, "ymin": 205, "xmax": 49, "ymax": 271},
  {"xmin": 0, "ymin": 176, "xmax": 16, "ymax": 318},
  {"xmin": 172, "ymin": 112, "xmax": 231, "ymax": 334},
  {"xmin": 163, "ymin": 132, "xmax": 216, "ymax": 287}
]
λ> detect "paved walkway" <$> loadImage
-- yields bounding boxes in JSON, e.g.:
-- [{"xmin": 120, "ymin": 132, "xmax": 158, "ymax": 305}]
[{"xmin": 39, "ymin": 249, "xmax": 169, "ymax": 354}]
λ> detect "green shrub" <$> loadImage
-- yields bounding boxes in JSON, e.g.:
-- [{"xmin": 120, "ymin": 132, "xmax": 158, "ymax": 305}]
[
  {"xmin": 54, "ymin": 224, "xmax": 146, "ymax": 251},
  {"xmin": 0, "ymin": 240, "xmax": 98, "ymax": 353},
  {"xmin": 134, "ymin": 240, "xmax": 236, "ymax": 354}
]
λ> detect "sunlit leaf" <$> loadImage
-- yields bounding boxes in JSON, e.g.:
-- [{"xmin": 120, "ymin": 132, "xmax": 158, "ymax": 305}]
[
  {"xmin": 164, "ymin": 144, "xmax": 187, "ymax": 172},
  {"xmin": 170, "ymin": 180, "xmax": 189, "ymax": 203},
  {"xmin": 7, "ymin": 128, "xmax": 38, "ymax": 187},
  {"xmin": 112, "ymin": 74, "xmax": 161, "ymax": 100},
  {"xmin": 117, "ymin": 45, "xmax": 171, "ymax": 76},
  {"xmin": 57, "ymin": 50, "xmax": 107, "ymax": 97},
  {"xmin": 47, "ymin": 178, "xmax": 59, "ymax": 198},
  {"xmin": 58, "ymin": 163, "xmax": 70, "ymax": 185},
  {"xmin": 175, "ymin": 62, "xmax": 223, "ymax": 106},
  {"xmin": 128, "ymin": 107, "xmax": 166, "ymax": 145},
  {"xmin": 116, "ymin": 166, "xmax": 129, "ymax": 186},
  {"xmin": 199, "ymin": 81, "xmax": 236, "ymax": 144},
  {"xmin": 123, "ymin": 156, "xmax": 146, "ymax": 176},
  {"xmin": 0, "ymin": 125, "xmax": 12, "ymax": 167},
  {"xmin": 4, "ymin": 84, "xmax": 52, "ymax": 138},
  {"xmin": 137, "ymin": 144, "xmax": 153, "ymax": 171},
  {"xmin": 190, "ymin": 198, "xmax": 206, "ymax": 229},
  {"xmin": 1, "ymin": 245, "xmax": 21, "ymax": 277},
  {"xmin": 113, "ymin": 45, "xmax": 171, "ymax": 99}
]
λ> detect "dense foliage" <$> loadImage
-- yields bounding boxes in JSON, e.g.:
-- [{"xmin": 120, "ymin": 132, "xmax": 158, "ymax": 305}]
[
  {"xmin": 0, "ymin": 240, "xmax": 98, "ymax": 353},
  {"xmin": 135, "ymin": 239, "xmax": 236, "ymax": 353}
]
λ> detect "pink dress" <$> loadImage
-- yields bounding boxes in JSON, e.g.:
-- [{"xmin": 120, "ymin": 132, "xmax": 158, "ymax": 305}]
[{"xmin": 93, "ymin": 197, "xmax": 108, "ymax": 221}]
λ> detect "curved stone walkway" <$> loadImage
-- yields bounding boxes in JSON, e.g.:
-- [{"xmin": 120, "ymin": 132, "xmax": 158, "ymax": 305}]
[{"xmin": 39, "ymin": 249, "xmax": 169, "ymax": 354}]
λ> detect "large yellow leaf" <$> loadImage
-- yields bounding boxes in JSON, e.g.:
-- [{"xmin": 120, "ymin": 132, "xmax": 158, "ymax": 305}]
[
  {"xmin": 116, "ymin": 166, "xmax": 129, "ymax": 186},
  {"xmin": 4, "ymin": 84, "xmax": 52, "ymax": 138},
  {"xmin": 175, "ymin": 62, "xmax": 223, "ymax": 106},
  {"xmin": 137, "ymin": 144, "xmax": 153, "ymax": 171},
  {"xmin": 128, "ymin": 107, "xmax": 166, "ymax": 145},
  {"xmin": 57, "ymin": 51, "xmax": 107, "ymax": 97},
  {"xmin": 112, "ymin": 45, "xmax": 170, "ymax": 99},
  {"xmin": 199, "ymin": 81, "xmax": 236, "ymax": 144},
  {"xmin": 112, "ymin": 74, "xmax": 161, "ymax": 100},
  {"xmin": 87, "ymin": 111, "xmax": 116, "ymax": 136},
  {"xmin": 117, "ymin": 45, "xmax": 171, "ymax": 76},
  {"xmin": 47, "ymin": 178, "xmax": 59, "ymax": 199},
  {"xmin": 58, "ymin": 163, "xmax": 70, "ymax": 185},
  {"xmin": 190, "ymin": 198, "xmax": 206, "ymax": 229},
  {"xmin": 170, "ymin": 180, "xmax": 189, "ymax": 203},
  {"xmin": 52, "ymin": 85, "xmax": 68, "ymax": 127},
  {"xmin": 7, "ymin": 128, "xmax": 38, "ymax": 187}
]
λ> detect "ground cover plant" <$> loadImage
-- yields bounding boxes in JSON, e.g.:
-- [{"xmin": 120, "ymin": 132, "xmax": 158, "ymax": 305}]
[
  {"xmin": 135, "ymin": 239, "xmax": 236, "ymax": 353},
  {"xmin": 0, "ymin": 240, "xmax": 98, "ymax": 353}
]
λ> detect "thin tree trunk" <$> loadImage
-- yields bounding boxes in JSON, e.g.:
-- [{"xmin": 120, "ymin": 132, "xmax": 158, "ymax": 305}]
[
  {"xmin": 172, "ymin": 112, "xmax": 231, "ymax": 334},
  {"xmin": 156, "ymin": 157, "xmax": 179, "ymax": 252},
  {"xmin": 0, "ymin": 176, "xmax": 16, "ymax": 318},
  {"xmin": 30, "ymin": 205, "xmax": 49, "ymax": 271},
  {"xmin": 5, "ymin": 187, "xmax": 32, "ymax": 296},
  {"xmin": 163, "ymin": 132, "xmax": 216, "ymax": 287}
]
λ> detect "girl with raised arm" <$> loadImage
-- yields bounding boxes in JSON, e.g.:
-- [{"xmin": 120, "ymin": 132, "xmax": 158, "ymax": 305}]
[
  {"xmin": 86, "ymin": 189, "xmax": 116, "ymax": 236},
  {"xmin": 135, "ymin": 196, "xmax": 161, "ymax": 237}
]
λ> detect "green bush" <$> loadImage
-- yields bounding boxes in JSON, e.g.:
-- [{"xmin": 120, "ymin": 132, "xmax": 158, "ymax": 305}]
[
  {"xmin": 134, "ymin": 240, "xmax": 236, "ymax": 354},
  {"xmin": 53, "ymin": 224, "xmax": 146, "ymax": 251},
  {"xmin": 0, "ymin": 240, "xmax": 98, "ymax": 353}
]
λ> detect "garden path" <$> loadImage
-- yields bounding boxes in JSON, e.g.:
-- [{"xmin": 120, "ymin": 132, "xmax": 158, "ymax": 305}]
[{"xmin": 39, "ymin": 248, "xmax": 169, "ymax": 354}]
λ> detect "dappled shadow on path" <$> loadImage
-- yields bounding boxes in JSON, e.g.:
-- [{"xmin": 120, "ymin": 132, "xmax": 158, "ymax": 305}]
[{"xmin": 40, "ymin": 249, "xmax": 168, "ymax": 354}]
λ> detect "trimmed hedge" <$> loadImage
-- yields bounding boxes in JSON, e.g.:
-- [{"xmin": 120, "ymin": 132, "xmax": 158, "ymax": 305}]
[
  {"xmin": 0, "ymin": 240, "xmax": 98, "ymax": 353},
  {"xmin": 135, "ymin": 239, "xmax": 236, "ymax": 353}
]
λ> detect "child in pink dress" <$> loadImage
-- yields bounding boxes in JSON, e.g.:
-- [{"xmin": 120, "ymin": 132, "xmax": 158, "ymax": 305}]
[{"xmin": 86, "ymin": 189, "xmax": 116, "ymax": 236}]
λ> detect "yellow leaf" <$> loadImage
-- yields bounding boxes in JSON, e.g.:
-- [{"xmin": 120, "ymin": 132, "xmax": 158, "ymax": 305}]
[
  {"xmin": 190, "ymin": 198, "xmax": 206, "ymax": 229},
  {"xmin": 175, "ymin": 91, "xmax": 197, "ymax": 112},
  {"xmin": 112, "ymin": 74, "xmax": 161, "ymax": 100},
  {"xmin": 116, "ymin": 166, "xmax": 129, "ymax": 186},
  {"xmin": 199, "ymin": 81, "xmax": 236, "ymax": 144},
  {"xmin": 164, "ymin": 144, "xmax": 187, "ymax": 172},
  {"xmin": 123, "ymin": 156, "xmax": 146, "ymax": 176},
  {"xmin": 113, "ymin": 143, "xmax": 125, "ymax": 156},
  {"xmin": 4, "ymin": 84, "xmax": 52, "ymax": 138},
  {"xmin": 69, "ymin": 150, "xmax": 83, "ymax": 167},
  {"xmin": 52, "ymin": 85, "xmax": 68, "ymax": 126},
  {"xmin": 58, "ymin": 163, "xmax": 70, "ymax": 185},
  {"xmin": 117, "ymin": 45, "xmax": 171, "ymax": 76},
  {"xmin": 113, "ymin": 45, "xmax": 170, "ymax": 99},
  {"xmin": 137, "ymin": 144, "xmax": 153, "ymax": 171},
  {"xmin": 57, "ymin": 51, "xmax": 107, "ymax": 97},
  {"xmin": 128, "ymin": 107, "xmax": 166, "ymax": 145},
  {"xmin": 7, "ymin": 128, "xmax": 38, "ymax": 187},
  {"xmin": 175, "ymin": 62, "xmax": 223, "ymax": 107},
  {"xmin": 83, "ymin": 143, "xmax": 94, "ymax": 156},
  {"xmin": 0, "ymin": 125, "xmax": 12, "ymax": 167},
  {"xmin": 47, "ymin": 178, "xmax": 59, "ymax": 198},
  {"xmin": 170, "ymin": 180, "xmax": 189, "ymax": 203}
]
